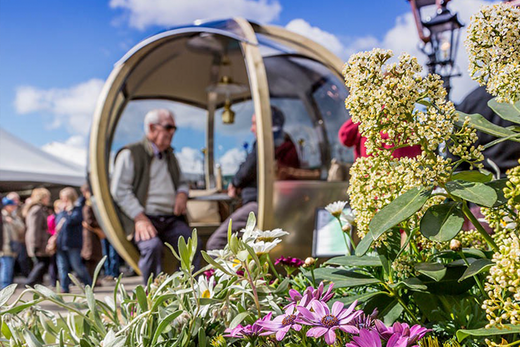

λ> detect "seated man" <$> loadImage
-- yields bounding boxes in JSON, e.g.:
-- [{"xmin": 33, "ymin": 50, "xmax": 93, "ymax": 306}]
[
  {"xmin": 206, "ymin": 106, "xmax": 300, "ymax": 251},
  {"xmin": 111, "ymin": 108, "xmax": 200, "ymax": 283}
]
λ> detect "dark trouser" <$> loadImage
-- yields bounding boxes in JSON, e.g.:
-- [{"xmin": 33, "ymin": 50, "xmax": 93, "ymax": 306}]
[
  {"xmin": 14, "ymin": 242, "xmax": 31, "ymax": 277},
  {"xmin": 48, "ymin": 254, "xmax": 58, "ymax": 286},
  {"xmin": 206, "ymin": 201, "xmax": 258, "ymax": 251},
  {"xmin": 56, "ymin": 248, "xmax": 92, "ymax": 293},
  {"xmin": 25, "ymin": 256, "xmax": 50, "ymax": 286},
  {"xmin": 102, "ymin": 239, "xmax": 120, "ymax": 277},
  {"xmin": 136, "ymin": 215, "xmax": 201, "ymax": 284}
]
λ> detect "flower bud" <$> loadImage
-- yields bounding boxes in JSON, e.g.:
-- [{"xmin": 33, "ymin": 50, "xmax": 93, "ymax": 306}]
[
  {"xmin": 303, "ymin": 257, "xmax": 316, "ymax": 268},
  {"xmin": 450, "ymin": 239, "xmax": 462, "ymax": 252},
  {"xmin": 342, "ymin": 223, "xmax": 352, "ymax": 233}
]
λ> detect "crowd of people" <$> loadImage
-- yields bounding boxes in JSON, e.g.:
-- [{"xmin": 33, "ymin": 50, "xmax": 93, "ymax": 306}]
[{"xmin": 0, "ymin": 185, "xmax": 121, "ymax": 291}]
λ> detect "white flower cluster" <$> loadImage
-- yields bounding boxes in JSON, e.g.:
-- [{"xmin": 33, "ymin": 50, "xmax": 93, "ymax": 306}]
[
  {"xmin": 343, "ymin": 50, "xmax": 454, "ymax": 154},
  {"xmin": 482, "ymin": 234, "xmax": 520, "ymax": 328},
  {"xmin": 466, "ymin": 3, "xmax": 520, "ymax": 103},
  {"xmin": 344, "ymin": 49, "xmax": 483, "ymax": 242}
]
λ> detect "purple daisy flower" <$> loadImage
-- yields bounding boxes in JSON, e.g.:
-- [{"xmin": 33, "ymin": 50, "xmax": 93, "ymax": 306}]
[
  {"xmin": 374, "ymin": 320, "xmax": 429, "ymax": 347},
  {"xmin": 275, "ymin": 256, "xmax": 304, "ymax": 268},
  {"xmin": 285, "ymin": 282, "xmax": 335, "ymax": 310},
  {"xmin": 346, "ymin": 329, "xmax": 409, "ymax": 347},
  {"xmin": 297, "ymin": 300, "xmax": 361, "ymax": 345},
  {"xmin": 224, "ymin": 312, "xmax": 272, "ymax": 338},
  {"xmin": 257, "ymin": 305, "xmax": 302, "ymax": 341}
]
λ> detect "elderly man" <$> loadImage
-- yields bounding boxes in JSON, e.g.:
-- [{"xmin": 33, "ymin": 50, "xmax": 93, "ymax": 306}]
[{"xmin": 111, "ymin": 108, "xmax": 200, "ymax": 283}]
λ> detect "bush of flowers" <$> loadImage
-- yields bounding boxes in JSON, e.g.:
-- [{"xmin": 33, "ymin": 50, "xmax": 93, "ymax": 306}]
[{"xmin": 1, "ymin": 2, "xmax": 520, "ymax": 347}]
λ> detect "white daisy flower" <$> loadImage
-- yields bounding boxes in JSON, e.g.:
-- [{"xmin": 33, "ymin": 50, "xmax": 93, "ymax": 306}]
[
  {"xmin": 252, "ymin": 228, "xmax": 289, "ymax": 242},
  {"xmin": 248, "ymin": 239, "xmax": 282, "ymax": 255},
  {"xmin": 325, "ymin": 201, "xmax": 348, "ymax": 218}
]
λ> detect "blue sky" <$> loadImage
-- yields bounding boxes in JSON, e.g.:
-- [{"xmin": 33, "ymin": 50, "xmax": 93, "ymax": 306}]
[{"xmin": 0, "ymin": 0, "xmax": 495, "ymax": 168}]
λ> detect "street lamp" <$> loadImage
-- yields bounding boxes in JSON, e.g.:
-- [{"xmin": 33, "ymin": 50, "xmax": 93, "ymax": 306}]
[{"xmin": 408, "ymin": 0, "xmax": 463, "ymax": 97}]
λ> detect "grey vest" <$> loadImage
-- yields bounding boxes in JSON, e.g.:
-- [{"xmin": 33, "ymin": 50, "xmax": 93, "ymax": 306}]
[{"xmin": 115, "ymin": 137, "xmax": 182, "ymax": 238}]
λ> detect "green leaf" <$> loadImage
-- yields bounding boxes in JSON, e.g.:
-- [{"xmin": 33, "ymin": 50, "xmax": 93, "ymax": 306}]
[
  {"xmin": 383, "ymin": 301, "xmax": 404, "ymax": 325},
  {"xmin": 334, "ymin": 278, "xmax": 383, "ymax": 288},
  {"xmin": 102, "ymin": 330, "xmax": 126, "ymax": 347},
  {"xmin": 451, "ymin": 170, "xmax": 493, "ymax": 183},
  {"xmin": 150, "ymin": 310, "xmax": 182, "ymax": 346},
  {"xmin": 415, "ymin": 263, "xmax": 447, "ymax": 282},
  {"xmin": 399, "ymin": 277, "xmax": 427, "ymax": 291},
  {"xmin": 446, "ymin": 180, "xmax": 497, "ymax": 207},
  {"xmin": 22, "ymin": 329, "xmax": 43, "ymax": 347},
  {"xmin": 201, "ymin": 251, "xmax": 235, "ymax": 276},
  {"xmin": 357, "ymin": 187, "xmax": 431, "ymax": 255},
  {"xmin": 420, "ymin": 265, "xmax": 475, "ymax": 295},
  {"xmin": 420, "ymin": 202, "xmax": 464, "ymax": 242},
  {"xmin": 178, "ymin": 236, "xmax": 190, "ymax": 270},
  {"xmin": 459, "ymin": 259, "xmax": 493, "ymax": 282},
  {"xmin": 1, "ymin": 300, "xmax": 40, "ymax": 315},
  {"xmin": 488, "ymin": 98, "xmax": 520, "ymax": 125},
  {"xmin": 335, "ymin": 291, "xmax": 387, "ymax": 305},
  {"xmin": 0, "ymin": 284, "xmax": 17, "ymax": 307},
  {"xmin": 456, "ymin": 111, "xmax": 519, "ymax": 140},
  {"xmin": 33, "ymin": 284, "xmax": 64, "ymax": 303},
  {"xmin": 324, "ymin": 255, "xmax": 382, "ymax": 267},
  {"xmin": 229, "ymin": 312, "xmax": 250, "ymax": 329},
  {"xmin": 198, "ymin": 329, "xmax": 207, "ymax": 347},
  {"xmin": 457, "ymin": 324, "xmax": 520, "ymax": 342},
  {"xmin": 486, "ymin": 179, "xmax": 508, "ymax": 207},
  {"xmin": 311, "ymin": 268, "xmax": 381, "ymax": 288},
  {"xmin": 246, "ymin": 212, "xmax": 256, "ymax": 231},
  {"xmin": 135, "ymin": 286, "xmax": 148, "ymax": 312},
  {"xmin": 92, "ymin": 256, "xmax": 106, "ymax": 289}
]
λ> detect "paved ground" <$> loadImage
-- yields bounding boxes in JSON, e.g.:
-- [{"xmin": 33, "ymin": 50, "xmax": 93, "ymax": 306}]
[{"xmin": 5, "ymin": 275, "xmax": 143, "ymax": 314}]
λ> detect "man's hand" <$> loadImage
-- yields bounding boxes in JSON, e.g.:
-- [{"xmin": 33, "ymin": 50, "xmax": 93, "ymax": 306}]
[
  {"xmin": 227, "ymin": 183, "xmax": 237, "ymax": 198},
  {"xmin": 134, "ymin": 213, "xmax": 157, "ymax": 242},
  {"xmin": 173, "ymin": 192, "xmax": 188, "ymax": 216}
]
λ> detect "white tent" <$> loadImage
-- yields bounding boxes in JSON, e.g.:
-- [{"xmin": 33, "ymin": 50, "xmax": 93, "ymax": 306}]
[{"xmin": 0, "ymin": 128, "xmax": 86, "ymax": 192}]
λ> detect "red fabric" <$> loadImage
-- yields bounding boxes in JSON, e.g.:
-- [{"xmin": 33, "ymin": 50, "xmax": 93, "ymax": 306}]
[
  {"xmin": 338, "ymin": 119, "xmax": 422, "ymax": 160},
  {"xmin": 47, "ymin": 214, "xmax": 56, "ymax": 236},
  {"xmin": 275, "ymin": 136, "xmax": 301, "ymax": 169}
]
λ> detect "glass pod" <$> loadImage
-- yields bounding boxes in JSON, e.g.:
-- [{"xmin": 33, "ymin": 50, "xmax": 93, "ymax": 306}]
[{"xmin": 88, "ymin": 18, "xmax": 354, "ymax": 273}]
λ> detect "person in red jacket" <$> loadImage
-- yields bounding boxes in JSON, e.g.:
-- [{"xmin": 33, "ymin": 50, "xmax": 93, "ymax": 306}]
[{"xmin": 338, "ymin": 119, "xmax": 422, "ymax": 160}]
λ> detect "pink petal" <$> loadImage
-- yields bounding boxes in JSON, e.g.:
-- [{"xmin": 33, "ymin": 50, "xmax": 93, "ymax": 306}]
[
  {"xmin": 292, "ymin": 324, "xmax": 302, "ymax": 331},
  {"xmin": 312, "ymin": 301, "xmax": 328, "ymax": 317},
  {"xmin": 331, "ymin": 301, "xmax": 344, "ymax": 316},
  {"xmin": 307, "ymin": 327, "xmax": 328, "ymax": 338},
  {"xmin": 339, "ymin": 324, "xmax": 359, "ymax": 334},
  {"xmin": 324, "ymin": 329, "xmax": 337, "ymax": 345},
  {"xmin": 275, "ymin": 326, "xmax": 290, "ymax": 341},
  {"xmin": 297, "ymin": 306, "xmax": 316, "ymax": 323}
]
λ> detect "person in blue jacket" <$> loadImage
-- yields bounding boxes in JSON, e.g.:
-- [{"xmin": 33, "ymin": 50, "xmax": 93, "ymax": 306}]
[{"xmin": 55, "ymin": 187, "xmax": 92, "ymax": 292}]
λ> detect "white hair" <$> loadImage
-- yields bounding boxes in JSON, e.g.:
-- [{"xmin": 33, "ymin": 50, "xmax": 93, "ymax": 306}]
[{"xmin": 144, "ymin": 109, "xmax": 175, "ymax": 134}]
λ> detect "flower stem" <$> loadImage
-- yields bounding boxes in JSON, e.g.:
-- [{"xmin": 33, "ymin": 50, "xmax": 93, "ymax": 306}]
[
  {"xmin": 461, "ymin": 202, "xmax": 499, "ymax": 252},
  {"xmin": 266, "ymin": 254, "xmax": 281, "ymax": 281},
  {"xmin": 382, "ymin": 283, "xmax": 420, "ymax": 325},
  {"xmin": 458, "ymin": 250, "xmax": 487, "ymax": 297},
  {"xmin": 243, "ymin": 261, "xmax": 262, "ymax": 318},
  {"xmin": 310, "ymin": 267, "xmax": 316, "ymax": 288},
  {"xmin": 336, "ymin": 217, "xmax": 356, "ymax": 254}
]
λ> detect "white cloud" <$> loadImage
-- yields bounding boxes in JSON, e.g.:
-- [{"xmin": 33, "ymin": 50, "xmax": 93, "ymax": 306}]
[
  {"xmin": 109, "ymin": 0, "xmax": 282, "ymax": 30},
  {"xmin": 218, "ymin": 147, "xmax": 246, "ymax": 175},
  {"xmin": 285, "ymin": 19, "xmax": 346, "ymax": 58},
  {"xmin": 177, "ymin": 146, "xmax": 204, "ymax": 174},
  {"xmin": 285, "ymin": 0, "xmax": 497, "ymax": 103},
  {"xmin": 42, "ymin": 135, "xmax": 88, "ymax": 168},
  {"xmin": 14, "ymin": 78, "xmax": 104, "ymax": 136}
]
